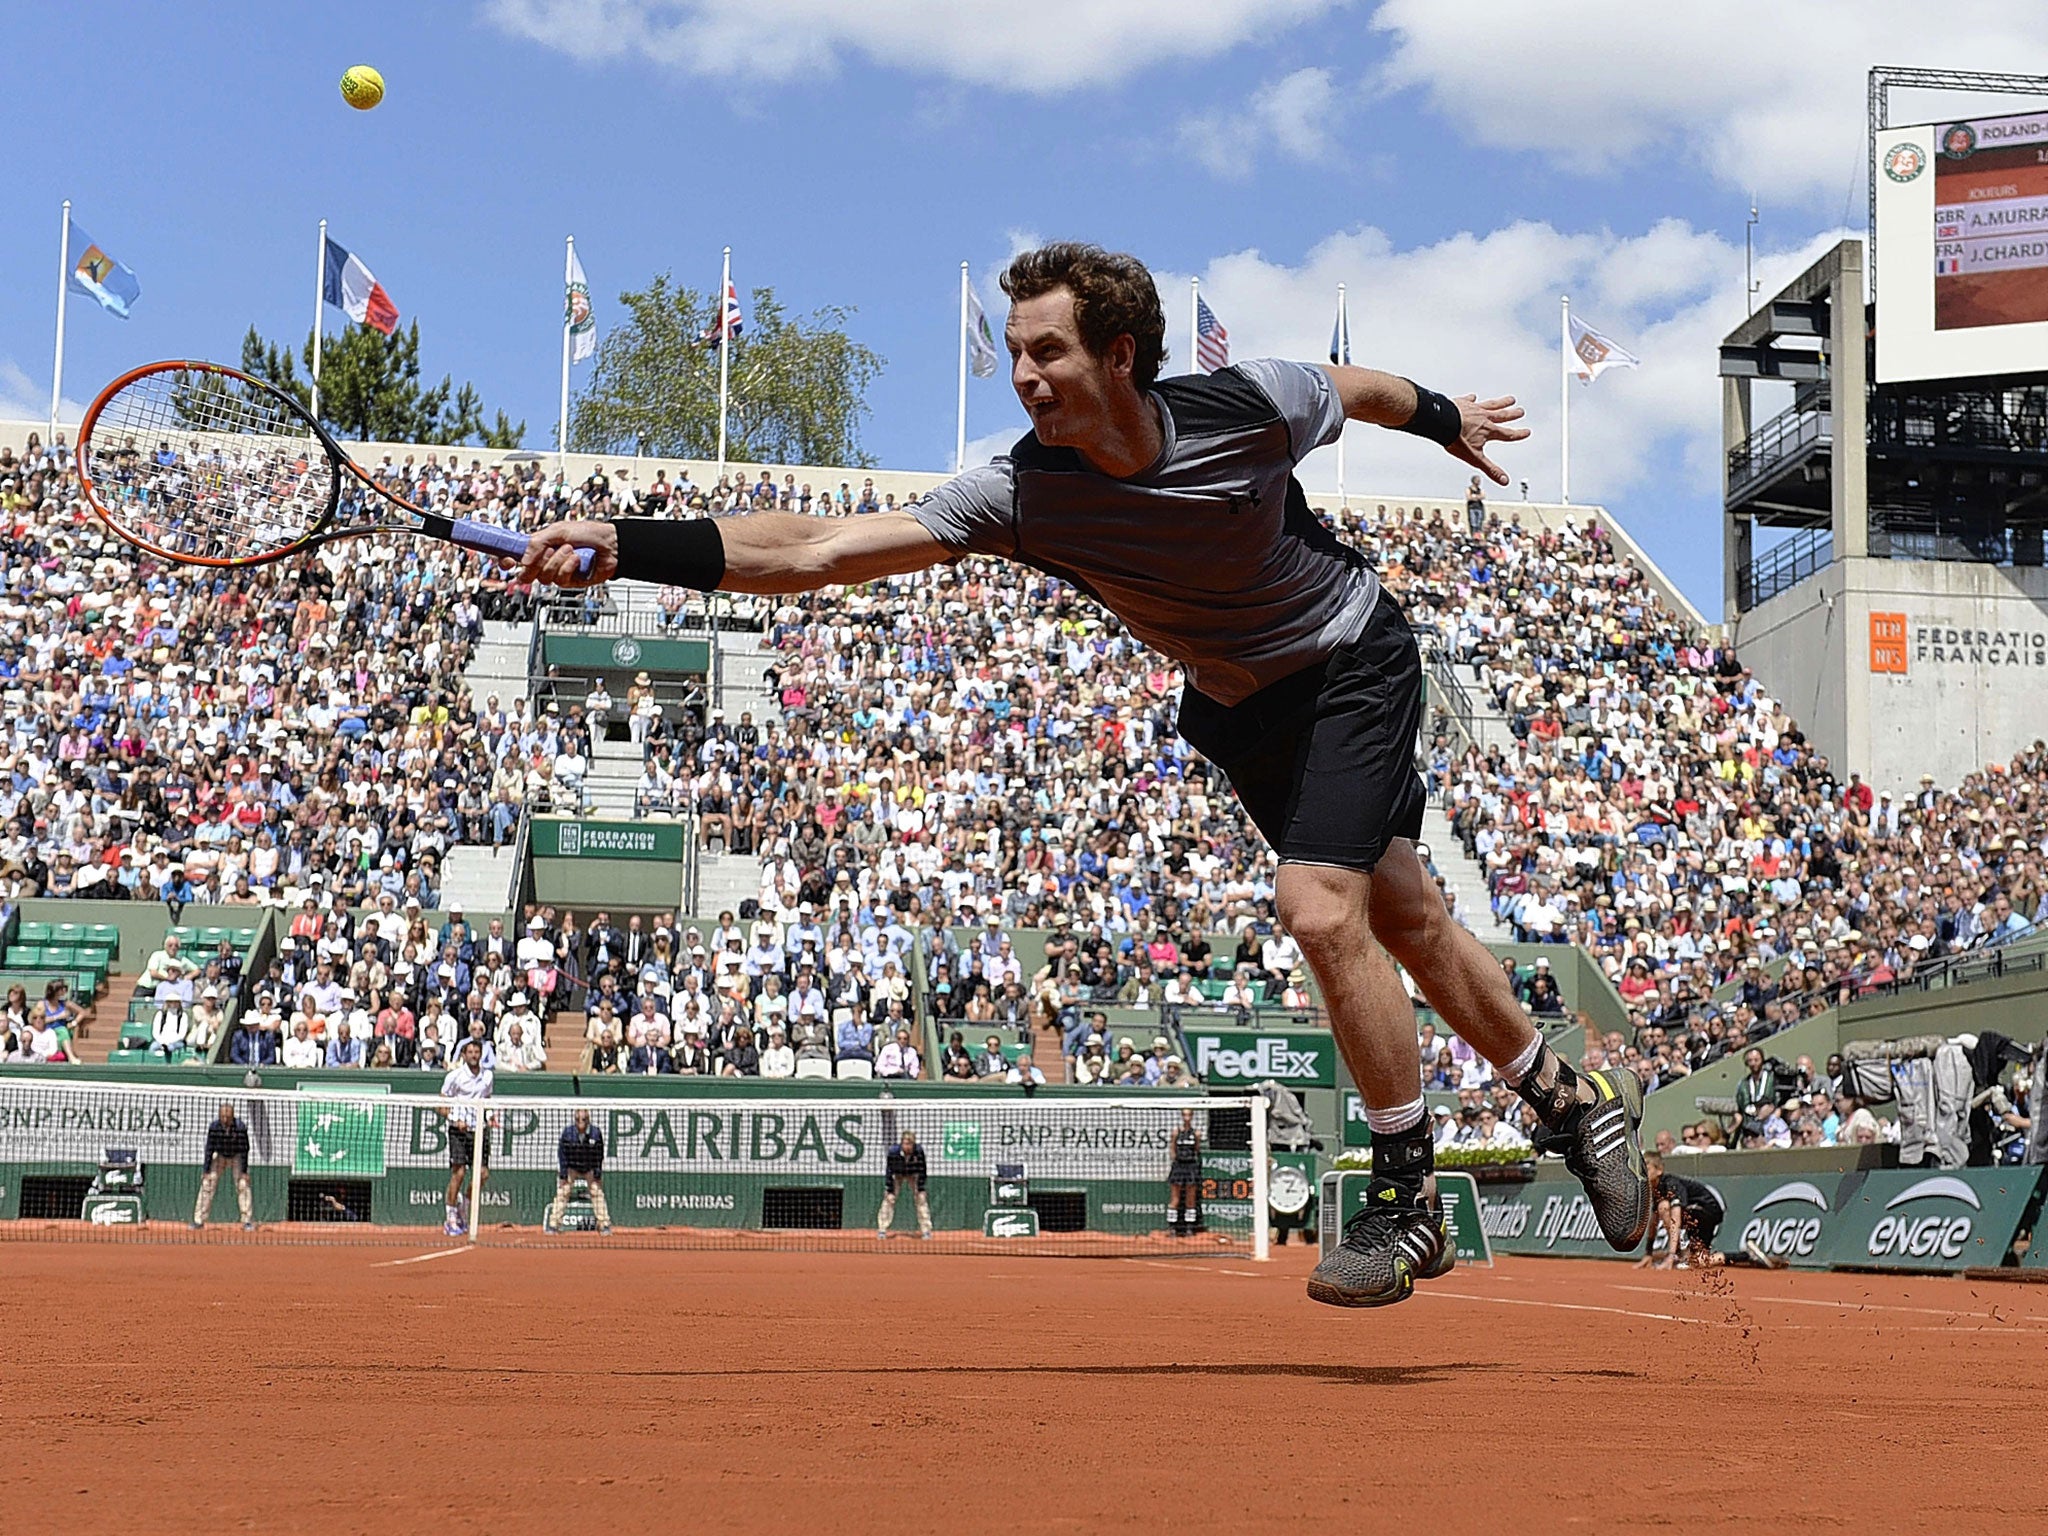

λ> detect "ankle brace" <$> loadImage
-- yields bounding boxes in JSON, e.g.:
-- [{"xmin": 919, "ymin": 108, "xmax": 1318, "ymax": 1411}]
[
  {"xmin": 1371, "ymin": 1119, "xmax": 1435, "ymax": 1191},
  {"xmin": 1513, "ymin": 1043, "xmax": 1584, "ymax": 1130}
]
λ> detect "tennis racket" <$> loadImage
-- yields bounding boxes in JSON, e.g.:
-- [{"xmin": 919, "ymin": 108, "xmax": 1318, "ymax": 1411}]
[{"xmin": 75, "ymin": 360, "xmax": 593, "ymax": 574}]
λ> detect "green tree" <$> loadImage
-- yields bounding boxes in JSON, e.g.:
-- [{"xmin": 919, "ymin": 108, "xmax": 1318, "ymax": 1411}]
[
  {"xmin": 569, "ymin": 275, "xmax": 883, "ymax": 466},
  {"xmin": 239, "ymin": 323, "xmax": 524, "ymax": 448}
]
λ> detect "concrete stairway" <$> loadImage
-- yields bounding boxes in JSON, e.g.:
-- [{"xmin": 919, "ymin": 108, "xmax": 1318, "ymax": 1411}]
[
  {"xmin": 439, "ymin": 843, "xmax": 518, "ymax": 917},
  {"xmin": 715, "ymin": 632, "xmax": 780, "ymax": 722},
  {"xmin": 462, "ymin": 618, "xmax": 532, "ymax": 705},
  {"xmin": 692, "ymin": 850, "xmax": 760, "ymax": 918},
  {"xmin": 1418, "ymin": 799, "xmax": 1509, "ymax": 940}
]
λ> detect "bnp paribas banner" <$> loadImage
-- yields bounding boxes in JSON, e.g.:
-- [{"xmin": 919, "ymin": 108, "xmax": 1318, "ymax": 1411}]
[
  {"xmin": 1478, "ymin": 1164, "xmax": 2046, "ymax": 1272},
  {"xmin": 0, "ymin": 1090, "xmax": 1198, "ymax": 1183}
]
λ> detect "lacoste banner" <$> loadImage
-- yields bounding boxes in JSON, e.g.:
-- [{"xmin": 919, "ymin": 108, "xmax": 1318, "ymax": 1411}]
[{"xmin": 1185, "ymin": 1028, "xmax": 1336, "ymax": 1088}]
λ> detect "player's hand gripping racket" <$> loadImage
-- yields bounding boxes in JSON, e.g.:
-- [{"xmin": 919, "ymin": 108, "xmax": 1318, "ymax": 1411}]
[{"xmin": 76, "ymin": 360, "xmax": 595, "ymax": 575}]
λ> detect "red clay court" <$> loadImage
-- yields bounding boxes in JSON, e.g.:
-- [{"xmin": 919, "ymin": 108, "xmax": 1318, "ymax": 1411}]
[{"xmin": 6, "ymin": 1241, "xmax": 2035, "ymax": 1534}]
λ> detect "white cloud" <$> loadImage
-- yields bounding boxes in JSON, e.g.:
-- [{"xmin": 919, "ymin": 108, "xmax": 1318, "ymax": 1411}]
[
  {"xmin": 1370, "ymin": 0, "xmax": 2048, "ymax": 205},
  {"xmin": 960, "ymin": 426, "xmax": 1019, "ymax": 469},
  {"xmin": 1180, "ymin": 67, "xmax": 1342, "ymax": 180},
  {"xmin": 0, "ymin": 359, "xmax": 80, "ymax": 428},
  {"xmin": 486, "ymin": 0, "xmax": 1346, "ymax": 91},
  {"xmin": 1161, "ymin": 219, "xmax": 1847, "ymax": 600}
]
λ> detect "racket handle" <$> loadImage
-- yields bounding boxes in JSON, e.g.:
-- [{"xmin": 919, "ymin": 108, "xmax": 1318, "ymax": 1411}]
[{"xmin": 449, "ymin": 518, "xmax": 596, "ymax": 576}]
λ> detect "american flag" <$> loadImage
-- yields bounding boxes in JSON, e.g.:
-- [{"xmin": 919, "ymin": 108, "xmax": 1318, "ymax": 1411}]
[
  {"xmin": 701, "ymin": 279, "xmax": 744, "ymax": 346},
  {"xmin": 1195, "ymin": 296, "xmax": 1230, "ymax": 373}
]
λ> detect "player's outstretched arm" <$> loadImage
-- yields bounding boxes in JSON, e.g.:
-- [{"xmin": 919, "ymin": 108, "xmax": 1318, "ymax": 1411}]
[
  {"xmin": 517, "ymin": 510, "xmax": 949, "ymax": 593},
  {"xmin": 1320, "ymin": 364, "xmax": 1528, "ymax": 487}
]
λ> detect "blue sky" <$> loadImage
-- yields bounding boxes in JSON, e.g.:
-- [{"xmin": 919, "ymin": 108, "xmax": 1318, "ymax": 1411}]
[{"xmin": 5, "ymin": 1, "xmax": 2046, "ymax": 610}]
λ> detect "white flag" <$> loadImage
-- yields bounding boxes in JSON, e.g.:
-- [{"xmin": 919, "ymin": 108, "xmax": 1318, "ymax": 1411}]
[
  {"xmin": 966, "ymin": 285, "xmax": 998, "ymax": 379},
  {"xmin": 1566, "ymin": 312, "xmax": 1639, "ymax": 382},
  {"xmin": 566, "ymin": 247, "xmax": 596, "ymax": 364}
]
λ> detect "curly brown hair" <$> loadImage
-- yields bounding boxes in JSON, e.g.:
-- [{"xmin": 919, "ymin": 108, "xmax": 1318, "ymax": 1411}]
[{"xmin": 1001, "ymin": 243, "xmax": 1168, "ymax": 390}]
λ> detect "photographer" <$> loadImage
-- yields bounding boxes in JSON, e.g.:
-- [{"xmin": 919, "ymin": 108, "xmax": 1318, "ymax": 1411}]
[
  {"xmin": 1733, "ymin": 1049, "xmax": 1778, "ymax": 1120},
  {"xmin": 877, "ymin": 1131, "xmax": 932, "ymax": 1240},
  {"xmin": 547, "ymin": 1107, "xmax": 612, "ymax": 1234}
]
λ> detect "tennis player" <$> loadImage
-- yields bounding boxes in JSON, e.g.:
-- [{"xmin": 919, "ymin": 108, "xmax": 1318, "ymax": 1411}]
[
  {"xmin": 522, "ymin": 243, "xmax": 1649, "ymax": 1306},
  {"xmin": 440, "ymin": 1036, "xmax": 494, "ymax": 1236}
]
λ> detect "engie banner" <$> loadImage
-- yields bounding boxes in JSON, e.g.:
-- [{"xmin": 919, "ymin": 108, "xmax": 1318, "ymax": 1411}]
[{"xmin": 1477, "ymin": 1164, "xmax": 2046, "ymax": 1272}]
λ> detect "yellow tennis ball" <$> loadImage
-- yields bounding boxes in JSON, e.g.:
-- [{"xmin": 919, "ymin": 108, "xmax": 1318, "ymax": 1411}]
[{"xmin": 340, "ymin": 65, "xmax": 385, "ymax": 111}]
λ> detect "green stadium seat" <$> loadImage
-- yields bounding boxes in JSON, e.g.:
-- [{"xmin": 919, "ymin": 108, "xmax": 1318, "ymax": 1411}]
[
  {"xmin": 117, "ymin": 1022, "xmax": 152, "ymax": 1051},
  {"xmin": 106, "ymin": 1048, "xmax": 149, "ymax": 1065},
  {"xmin": 168, "ymin": 926, "xmax": 197, "ymax": 946},
  {"xmin": 17, "ymin": 921, "xmax": 52, "ymax": 945},
  {"xmin": 42, "ymin": 947, "xmax": 77, "ymax": 968},
  {"xmin": 229, "ymin": 927, "xmax": 259, "ymax": 948},
  {"xmin": 9, "ymin": 946, "xmax": 43, "ymax": 968},
  {"xmin": 84, "ymin": 924, "xmax": 120, "ymax": 957},
  {"xmin": 51, "ymin": 923, "xmax": 87, "ymax": 946},
  {"xmin": 1198, "ymin": 979, "xmax": 1228, "ymax": 1001},
  {"xmin": 196, "ymin": 927, "xmax": 229, "ymax": 948}
]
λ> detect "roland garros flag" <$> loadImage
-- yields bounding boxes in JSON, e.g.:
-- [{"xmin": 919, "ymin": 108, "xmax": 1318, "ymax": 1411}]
[
  {"xmin": 322, "ymin": 237, "xmax": 400, "ymax": 335},
  {"xmin": 1566, "ymin": 312, "xmax": 1640, "ymax": 382}
]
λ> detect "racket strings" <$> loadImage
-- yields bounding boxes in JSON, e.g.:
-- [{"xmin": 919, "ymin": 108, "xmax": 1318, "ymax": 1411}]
[{"xmin": 84, "ymin": 368, "xmax": 336, "ymax": 563}]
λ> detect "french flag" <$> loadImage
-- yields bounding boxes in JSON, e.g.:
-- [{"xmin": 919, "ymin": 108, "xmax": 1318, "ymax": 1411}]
[{"xmin": 322, "ymin": 236, "xmax": 400, "ymax": 335}]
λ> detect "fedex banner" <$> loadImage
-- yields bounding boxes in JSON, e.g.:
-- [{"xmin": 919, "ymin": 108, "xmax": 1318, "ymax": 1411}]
[
  {"xmin": 1479, "ymin": 1165, "xmax": 2044, "ymax": 1271},
  {"xmin": 1185, "ymin": 1029, "xmax": 1336, "ymax": 1088}
]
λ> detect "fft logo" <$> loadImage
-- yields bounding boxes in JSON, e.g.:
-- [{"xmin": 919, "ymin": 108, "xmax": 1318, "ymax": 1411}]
[
  {"xmin": 1869, "ymin": 613, "xmax": 1907, "ymax": 675},
  {"xmin": 1740, "ymin": 1180, "xmax": 1828, "ymax": 1259}
]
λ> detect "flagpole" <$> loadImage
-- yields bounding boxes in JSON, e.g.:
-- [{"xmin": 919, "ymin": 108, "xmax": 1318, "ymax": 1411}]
[
  {"xmin": 1559, "ymin": 295, "xmax": 1571, "ymax": 505},
  {"xmin": 1334, "ymin": 282, "xmax": 1347, "ymax": 511},
  {"xmin": 1189, "ymin": 277, "xmax": 1201, "ymax": 375},
  {"xmin": 559, "ymin": 235, "xmax": 575, "ymax": 478},
  {"xmin": 716, "ymin": 245, "xmax": 732, "ymax": 483},
  {"xmin": 50, "ymin": 200, "xmax": 71, "ymax": 441},
  {"xmin": 956, "ymin": 262, "xmax": 971, "ymax": 473},
  {"xmin": 311, "ymin": 220, "xmax": 327, "ymax": 422}
]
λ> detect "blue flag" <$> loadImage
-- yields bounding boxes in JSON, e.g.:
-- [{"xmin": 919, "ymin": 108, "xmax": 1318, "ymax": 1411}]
[{"xmin": 68, "ymin": 226, "xmax": 141, "ymax": 319}]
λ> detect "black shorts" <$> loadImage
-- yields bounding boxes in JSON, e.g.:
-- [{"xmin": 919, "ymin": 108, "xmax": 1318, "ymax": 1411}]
[
  {"xmin": 1176, "ymin": 594, "xmax": 1426, "ymax": 872},
  {"xmin": 1168, "ymin": 1162, "xmax": 1203, "ymax": 1189},
  {"xmin": 449, "ymin": 1124, "xmax": 491, "ymax": 1169}
]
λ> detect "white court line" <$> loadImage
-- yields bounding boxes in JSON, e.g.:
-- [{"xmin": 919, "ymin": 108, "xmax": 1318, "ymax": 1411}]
[
  {"xmin": 373, "ymin": 1246, "xmax": 473, "ymax": 1268},
  {"xmin": 1128, "ymin": 1260, "xmax": 1267, "ymax": 1278},
  {"xmin": 1608, "ymin": 1284, "xmax": 2048, "ymax": 1325},
  {"xmin": 1415, "ymin": 1288, "xmax": 1709, "ymax": 1326}
]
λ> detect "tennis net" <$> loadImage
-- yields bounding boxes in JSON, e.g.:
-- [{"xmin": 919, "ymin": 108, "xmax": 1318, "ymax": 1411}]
[{"xmin": 0, "ymin": 1076, "xmax": 1270, "ymax": 1257}]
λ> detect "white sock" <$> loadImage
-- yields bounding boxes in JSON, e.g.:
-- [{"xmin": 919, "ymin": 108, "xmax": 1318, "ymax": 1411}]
[
  {"xmin": 445, "ymin": 1205, "xmax": 457, "ymax": 1223},
  {"xmin": 1502, "ymin": 1035, "xmax": 1544, "ymax": 1085},
  {"xmin": 1364, "ymin": 1097, "xmax": 1427, "ymax": 1136}
]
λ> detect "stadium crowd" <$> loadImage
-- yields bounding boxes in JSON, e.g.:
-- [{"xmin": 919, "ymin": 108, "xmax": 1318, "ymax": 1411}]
[{"xmin": 7, "ymin": 415, "xmax": 2043, "ymax": 1127}]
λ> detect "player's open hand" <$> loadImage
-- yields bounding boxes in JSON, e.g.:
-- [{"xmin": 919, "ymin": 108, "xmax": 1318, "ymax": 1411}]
[
  {"xmin": 519, "ymin": 520, "xmax": 617, "ymax": 588},
  {"xmin": 1448, "ymin": 394, "xmax": 1528, "ymax": 486}
]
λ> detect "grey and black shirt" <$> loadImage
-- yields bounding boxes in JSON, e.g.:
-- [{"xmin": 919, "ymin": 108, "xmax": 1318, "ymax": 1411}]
[{"xmin": 908, "ymin": 359, "xmax": 1374, "ymax": 706}]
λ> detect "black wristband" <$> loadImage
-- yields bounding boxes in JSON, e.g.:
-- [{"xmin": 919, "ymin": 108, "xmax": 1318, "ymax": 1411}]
[
  {"xmin": 1395, "ymin": 380, "xmax": 1463, "ymax": 448},
  {"xmin": 611, "ymin": 516, "xmax": 727, "ymax": 590}
]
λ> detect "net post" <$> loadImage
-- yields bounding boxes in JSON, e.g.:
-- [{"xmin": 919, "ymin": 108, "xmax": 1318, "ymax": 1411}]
[
  {"xmin": 468, "ymin": 1113, "xmax": 486, "ymax": 1245},
  {"xmin": 1248, "ymin": 1092, "xmax": 1270, "ymax": 1262}
]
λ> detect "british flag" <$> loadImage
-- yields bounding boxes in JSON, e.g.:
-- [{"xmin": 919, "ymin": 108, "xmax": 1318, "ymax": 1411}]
[
  {"xmin": 701, "ymin": 279, "xmax": 744, "ymax": 346},
  {"xmin": 1195, "ymin": 296, "xmax": 1230, "ymax": 373}
]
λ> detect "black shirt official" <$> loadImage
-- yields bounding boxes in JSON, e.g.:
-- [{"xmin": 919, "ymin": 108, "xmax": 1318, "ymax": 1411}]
[{"xmin": 203, "ymin": 1110, "xmax": 251, "ymax": 1171}]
